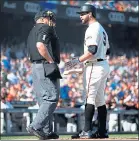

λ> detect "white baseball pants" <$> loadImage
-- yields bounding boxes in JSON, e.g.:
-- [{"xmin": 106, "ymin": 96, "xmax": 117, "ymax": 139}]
[{"xmin": 84, "ymin": 60, "xmax": 110, "ymax": 107}]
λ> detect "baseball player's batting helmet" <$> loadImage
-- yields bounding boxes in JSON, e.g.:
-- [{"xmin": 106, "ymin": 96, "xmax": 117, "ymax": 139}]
[{"xmin": 76, "ymin": 4, "xmax": 96, "ymax": 18}]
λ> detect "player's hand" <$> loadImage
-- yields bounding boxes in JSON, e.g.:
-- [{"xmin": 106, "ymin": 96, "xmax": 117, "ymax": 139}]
[{"xmin": 65, "ymin": 58, "xmax": 80, "ymax": 70}]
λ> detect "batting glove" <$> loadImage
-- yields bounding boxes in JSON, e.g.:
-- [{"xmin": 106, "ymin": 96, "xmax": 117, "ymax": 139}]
[{"xmin": 65, "ymin": 58, "xmax": 80, "ymax": 70}]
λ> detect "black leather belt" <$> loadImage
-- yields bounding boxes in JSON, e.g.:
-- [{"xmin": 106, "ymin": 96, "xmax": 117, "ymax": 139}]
[
  {"xmin": 85, "ymin": 59, "xmax": 105, "ymax": 66},
  {"xmin": 97, "ymin": 59, "xmax": 104, "ymax": 62}
]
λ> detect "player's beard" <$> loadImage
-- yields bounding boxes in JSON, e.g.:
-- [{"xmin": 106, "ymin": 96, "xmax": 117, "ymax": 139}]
[{"xmin": 81, "ymin": 17, "xmax": 89, "ymax": 25}]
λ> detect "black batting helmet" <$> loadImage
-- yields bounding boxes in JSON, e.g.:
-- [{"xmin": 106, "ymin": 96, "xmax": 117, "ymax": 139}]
[{"xmin": 76, "ymin": 4, "xmax": 96, "ymax": 18}]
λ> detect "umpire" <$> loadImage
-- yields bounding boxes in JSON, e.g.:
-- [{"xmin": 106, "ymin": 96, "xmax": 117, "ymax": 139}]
[{"xmin": 26, "ymin": 10, "xmax": 62, "ymax": 140}]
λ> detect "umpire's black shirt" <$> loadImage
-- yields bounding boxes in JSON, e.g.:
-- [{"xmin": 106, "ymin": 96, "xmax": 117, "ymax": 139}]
[{"xmin": 27, "ymin": 23, "xmax": 60, "ymax": 64}]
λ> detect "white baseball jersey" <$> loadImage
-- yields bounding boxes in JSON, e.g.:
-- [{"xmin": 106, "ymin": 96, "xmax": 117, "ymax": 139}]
[{"xmin": 84, "ymin": 21, "xmax": 110, "ymax": 61}]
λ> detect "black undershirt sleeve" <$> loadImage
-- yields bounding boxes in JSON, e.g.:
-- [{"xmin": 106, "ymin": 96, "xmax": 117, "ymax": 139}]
[{"xmin": 88, "ymin": 45, "xmax": 98, "ymax": 55}]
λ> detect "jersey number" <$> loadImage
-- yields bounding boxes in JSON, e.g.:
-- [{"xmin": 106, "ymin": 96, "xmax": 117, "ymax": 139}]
[{"xmin": 103, "ymin": 32, "xmax": 106, "ymax": 46}]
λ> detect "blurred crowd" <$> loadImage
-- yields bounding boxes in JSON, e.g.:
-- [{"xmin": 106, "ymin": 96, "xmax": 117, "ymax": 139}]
[
  {"xmin": 85, "ymin": 0, "xmax": 138, "ymax": 12},
  {"xmin": 106, "ymin": 56, "xmax": 138, "ymax": 109},
  {"xmin": 46, "ymin": 0, "xmax": 138, "ymax": 13},
  {"xmin": 1, "ymin": 41, "xmax": 138, "ymax": 111}
]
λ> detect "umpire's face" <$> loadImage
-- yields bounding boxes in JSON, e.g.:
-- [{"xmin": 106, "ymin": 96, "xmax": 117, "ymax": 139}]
[
  {"xmin": 41, "ymin": 17, "xmax": 49, "ymax": 24},
  {"xmin": 80, "ymin": 12, "xmax": 90, "ymax": 24},
  {"xmin": 36, "ymin": 17, "xmax": 49, "ymax": 24},
  {"xmin": 37, "ymin": 17, "xmax": 56, "ymax": 26}
]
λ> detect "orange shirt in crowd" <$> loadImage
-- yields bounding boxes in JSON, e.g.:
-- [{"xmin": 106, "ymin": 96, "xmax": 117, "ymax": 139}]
[
  {"xmin": 69, "ymin": 0, "xmax": 77, "ymax": 6},
  {"xmin": 7, "ymin": 85, "xmax": 18, "ymax": 101},
  {"xmin": 6, "ymin": 94, "xmax": 15, "ymax": 102}
]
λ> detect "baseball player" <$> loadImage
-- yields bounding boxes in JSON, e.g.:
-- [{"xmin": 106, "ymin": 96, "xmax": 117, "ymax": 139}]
[{"xmin": 65, "ymin": 4, "xmax": 110, "ymax": 139}]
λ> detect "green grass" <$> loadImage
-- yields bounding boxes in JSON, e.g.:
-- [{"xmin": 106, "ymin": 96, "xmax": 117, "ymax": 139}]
[{"xmin": 0, "ymin": 134, "xmax": 138, "ymax": 140}]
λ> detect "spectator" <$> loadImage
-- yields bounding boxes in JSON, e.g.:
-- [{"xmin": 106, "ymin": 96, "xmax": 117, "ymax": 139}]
[
  {"xmin": 65, "ymin": 99, "xmax": 77, "ymax": 132},
  {"xmin": 108, "ymin": 99, "xmax": 118, "ymax": 132},
  {"xmin": 1, "ymin": 88, "xmax": 13, "ymax": 133}
]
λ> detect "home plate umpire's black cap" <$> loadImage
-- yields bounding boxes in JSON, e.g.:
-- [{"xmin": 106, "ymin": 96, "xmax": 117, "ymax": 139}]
[
  {"xmin": 76, "ymin": 4, "xmax": 96, "ymax": 18},
  {"xmin": 34, "ymin": 10, "xmax": 56, "ymax": 22}
]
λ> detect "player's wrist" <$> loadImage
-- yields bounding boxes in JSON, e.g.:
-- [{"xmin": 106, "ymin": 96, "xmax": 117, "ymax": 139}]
[
  {"xmin": 49, "ymin": 60, "xmax": 54, "ymax": 64},
  {"xmin": 78, "ymin": 57, "xmax": 81, "ymax": 62},
  {"xmin": 73, "ymin": 58, "xmax": 80, "ymax": 64}
]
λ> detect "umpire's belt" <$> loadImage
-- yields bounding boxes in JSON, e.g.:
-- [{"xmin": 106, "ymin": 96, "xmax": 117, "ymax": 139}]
[
  {"xmin": 32, "ymin": 60, "xmax": 48, "ymax": 64},
  {"xmin": 85, "ymin": 59, "xmax": 105, "ymax": 66}
]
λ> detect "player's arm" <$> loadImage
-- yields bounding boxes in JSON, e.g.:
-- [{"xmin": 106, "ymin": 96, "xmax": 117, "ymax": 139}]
[
  {"xmin": 65, "ymin": 45, "xmax": 97, "ymax": 69},
  {"xmin": 79, "ymin": 29, "xmax": 98, "ymax": 62},
  {"xmin": 36, "ymin": 26, "xmax": 54, "ymax": 63},
  {"xmin": 65, "ymin": 29, "xmax": 98, "ymax": 68},
  {"xmin": 79, "ymin": 45, "xmax": 97, "ymax": 62}
]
